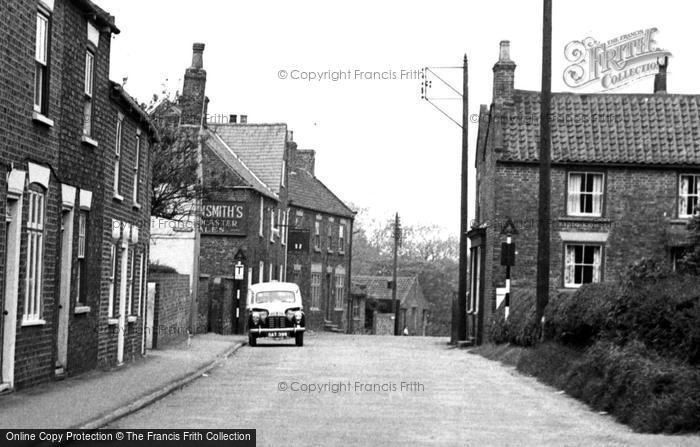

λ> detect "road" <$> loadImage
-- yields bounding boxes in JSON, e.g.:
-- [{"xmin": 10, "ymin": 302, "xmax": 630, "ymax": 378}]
[{"xmin": 110, "ymin": 333, "xmax": 699, "ymax": 446}]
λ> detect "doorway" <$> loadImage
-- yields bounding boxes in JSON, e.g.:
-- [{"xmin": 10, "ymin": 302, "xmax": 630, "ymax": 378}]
[{"xmin": 325, "ymin": 273, "xmax": 333, "ymax": 320}]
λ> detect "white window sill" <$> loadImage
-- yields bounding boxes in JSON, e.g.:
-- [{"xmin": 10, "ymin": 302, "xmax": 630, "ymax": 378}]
[
  {"xmin": 132, "ymin": 203, "xmax": 141, "ymax": 210},
  {"xmin": 327, "ymin": 250, "xmax": 334, "ymax": 254},
  {"xmin": 81, "ymin": 135, "xmax": 98, "ymax": 147},
  {"xmin": 113, "ymin": 193, "xmax": 124, "ymax": 202},
  {"xmin": 74, "ymin": 305, "xmax": 91, "ymax": 315},
  {"xmin": 32, "ymin": 112, "xmax": 54, "ymax": 127},
  {"xmin": 310, "ymin": 307, "xmax": 320, "ymax": 311},
  {"xmin": 107, "ymin": 318, "xmax": 119, "ymax": 325},
  {"xmin": 21, "ymin": 318, "xmax": 47, "ymax": 327},
  {"xmin": 313, "ymin": 248, "xmax": 321, "ymax": 253},
  {"xmin": 338, "ymin": 251, "xmax": 345, "ymax": 256},
  {"xmin": 127, "ymin": 315, "xmax": 137, "ymax": 323}
]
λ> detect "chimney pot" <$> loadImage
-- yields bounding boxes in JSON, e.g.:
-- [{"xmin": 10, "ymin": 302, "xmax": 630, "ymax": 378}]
[
  {"xmin": 288, "ymin": 130, "xmax": 294, "ymax": 141},
  {"xmin": 240, "ymin": 115, "xmax": 248, "ymax": 124},
  {"xmin": 654, "ymin": 56, "xmax": 668, "ymax": 94},
  {"xmin": 499, "ymin": 40, "xmax": 511, "ymax": 62},
  {"xmin": 229, "ymin": 114, "xmax": 237, "ymax": 123},
  {"xmin": 191, "ymin": 42, "xmax": 205, "ymax": 69}
]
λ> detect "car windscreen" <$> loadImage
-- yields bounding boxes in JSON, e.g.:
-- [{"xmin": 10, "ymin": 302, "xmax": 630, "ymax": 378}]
[{"xmin": 255, "ymin": 291, "xmax": 296, "ymax": 304}]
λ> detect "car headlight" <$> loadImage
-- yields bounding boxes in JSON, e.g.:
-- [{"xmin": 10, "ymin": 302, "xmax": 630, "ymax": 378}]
[
  {"xmin": 285, "ymin": 310, "xmax": 295, "ymax": 321},
  {"xmin": 294, "ymin": 311, "xmax": 303, "ymax": 322},
  {"xmin": 252, "ymin": 310, "xmax": 268, "ymax": 323}
]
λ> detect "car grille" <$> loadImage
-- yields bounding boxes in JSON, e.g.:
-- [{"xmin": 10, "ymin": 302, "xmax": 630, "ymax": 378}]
[{"xmin": 267, "ymin": 316, "xmax": 286, "ymax": 329}]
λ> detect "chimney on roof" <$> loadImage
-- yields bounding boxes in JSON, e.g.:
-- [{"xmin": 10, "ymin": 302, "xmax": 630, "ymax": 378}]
[
  {"xmin": 654, "ymin": 56, "xmax": 668, "ymax": 94},
  {"xmin": 492, "ymin": 40, "xmax": 516, "ymax": 104},
  {"xmin": 181, "ymin": 43, "xmax": 207, "ymax": 126},
  {"xmin": 288, "ymin": 130, "xmax": 294, "ymax": 141},
  {"xmin": 229, "ymin": 114, "xmax": 237, "ymax": 123},
  {"xmin": 292, "ymin": 149, "xmax": 316, "ymax": 176},
  {"xmin": 240, "ymin": 115, "xmax": 248, "ymax": 124}
]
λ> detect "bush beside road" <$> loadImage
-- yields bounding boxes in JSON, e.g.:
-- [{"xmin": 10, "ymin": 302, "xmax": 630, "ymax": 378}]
[{"xmin": 481, "ymin": 260, "xmax": 700, "ymax": 433}]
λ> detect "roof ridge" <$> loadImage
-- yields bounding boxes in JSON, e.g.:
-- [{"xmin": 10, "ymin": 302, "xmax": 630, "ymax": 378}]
[
  {"xmin": 209, "ymin": 122, "xmax": 288, "ymax": 127},
  {"xmin": 514, "ymin": 88, "xmax": 700, "ymax": 98},
  {"xmin": 208, "ymin": 131, "xmax": 278, "ymax": 199},
  {"xmin": 292, "ymin": 168, "xmax": 356, "ymax": 216}
]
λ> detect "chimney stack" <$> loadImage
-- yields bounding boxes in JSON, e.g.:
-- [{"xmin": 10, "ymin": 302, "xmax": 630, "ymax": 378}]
[
  {"xmin": 229, "ymin": 114, "xmax": 237, "ymax": 123},
  {"xmin": 240, "ymin": 115, "xmax": 248, "ymax": 124},
  {"xmin": 654, "ymin": 56, "xmax": 668, "ymax": 94},
  {"xmin": 181, "ymin": 43, "xmax": 207, "ymax": 126},
  {"xmin": 492, "ymin": 40, "xmax": 516, "ymax": 104},
  {"xmin": 292, "ymin": 149, "xmax": 316, "ymax": 176}
]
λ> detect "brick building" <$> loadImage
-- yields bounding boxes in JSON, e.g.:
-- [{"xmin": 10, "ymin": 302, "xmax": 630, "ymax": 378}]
[
  {"xmin": 352, "ymin": 276, "xmax": 429, "ymax": 336},
  {"xmin": 0, "ymin": 0, "xmax": 156, "ymax": 391},
  {"xmin": 468, "ymin": 41, "xmax": 700, "ymax": 344},
  {"xmin": 151, "ymin": 45, "xmax": 290, "ymax": 335},
  {"xmin": 150, "ymin": 43, "xmax": 355, "ymax": 334},
  {"xmin": 286, "ymin": 148, "xmax": 355, "ymax": 332}
]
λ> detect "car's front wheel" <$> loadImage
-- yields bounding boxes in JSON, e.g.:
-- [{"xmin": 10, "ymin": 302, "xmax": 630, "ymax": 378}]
[
  {"xmin": 248, "ymin": 333, "xmax": 257, "ymax": 347},
  {"xmin": 295, "ymin": 332, "xmax": 304, "ymax": 347}
]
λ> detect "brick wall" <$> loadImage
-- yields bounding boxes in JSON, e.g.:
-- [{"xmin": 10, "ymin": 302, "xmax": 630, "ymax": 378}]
[{"xmin": 149, "ymin": 273, "xmax": 191, "ymax": 348}]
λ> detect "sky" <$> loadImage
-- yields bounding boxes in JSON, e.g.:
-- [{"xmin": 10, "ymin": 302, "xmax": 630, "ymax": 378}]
[{"xmin": 98, "ymin": 0, "xmax": 696, "ymax": 236}]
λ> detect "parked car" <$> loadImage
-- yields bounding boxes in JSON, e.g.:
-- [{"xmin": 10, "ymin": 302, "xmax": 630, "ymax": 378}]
[{"xmin": 247, "ymin": 282, "xmax": 306, "ymax": 347}]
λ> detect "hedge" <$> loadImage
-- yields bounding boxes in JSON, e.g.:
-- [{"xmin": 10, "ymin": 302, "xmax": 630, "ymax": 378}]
[
  {"xmin": 544, "ymin": 282, "xmax": 620, "ymax": 347},
  {"xmin": 564, "ymin": 340, "xmax": 700, "ymax": 433}
]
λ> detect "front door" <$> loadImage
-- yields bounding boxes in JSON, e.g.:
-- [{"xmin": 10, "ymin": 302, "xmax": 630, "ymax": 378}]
[
  {"xmin": 325, "ymin": 273, "xmax": 333, "ymax": 320},
  {"xmin": 468, "ymin": 246, "xmax": 482, "ymax": 343},
  {"xmin": 56, "ymin": 209, "xmax": 74, "ymax": 375},
  {"xmin": 2, "ymin": 194, "xmax": 23, "ymax": 390}
]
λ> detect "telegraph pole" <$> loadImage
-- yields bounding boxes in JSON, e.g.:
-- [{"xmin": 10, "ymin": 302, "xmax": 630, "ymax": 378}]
[
  {"xmin": 456, "ymin": 54, "xmax": 469, "ymax": 342},
  {"xmin": 536, "ymin": 0, "xmax": 553, "ymax": 325},
  {"xmin": 392, "ymin": 213, "xmax": 401, "ymax": 336}
]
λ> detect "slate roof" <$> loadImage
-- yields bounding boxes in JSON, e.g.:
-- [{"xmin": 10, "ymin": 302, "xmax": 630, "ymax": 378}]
[
  {"xmin": 204, "ymin": 130, "xmax": 278, "ymax": 200},
  {"xmin": 288, "ymin": 169, "xmax": 355, "ymax": 218},
  {"xmin": 498, "ymin": 90, "xmax": 700, "ymax": 165},
  {"xmin": 352, "ymin": 276, "xmax": 417, "ymax": 303},
  {"xmin": 209, "ymin": 123, "xmax": 287, "ymax": 194}
]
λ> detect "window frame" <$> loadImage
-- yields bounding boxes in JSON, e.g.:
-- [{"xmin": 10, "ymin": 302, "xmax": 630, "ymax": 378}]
[
  {"xmin": 678, "ymin": 174, "xmax": 700, "ymax": 218},
  {"xmin": 566, "ymin": 171, "xmax": 605, "ymax": 217},
  {"xmin": 310, "ymin": 271, "xmax": 321, "ymax": 310},
  {"xmin": 563, "ymin": 243, "xmax": 603, "ymax": 288},
  {"xmin": 113, "ymin": 114, "xmax": 124, "ymax": 198},
  {"xmin": 338, "ymin": 224, "xmax": 345, "ymax": 253},
  {"xmin": 34, "ymin": 10, "xmax": 50, "ymax": 115},
  {"xmin": 314, "ymin": 220, "xmax": 321, "ymax": 251},
  {"xmin": 76, "ymin": 210, "xmax": 88, "ymax": 306},
  {"xmin": 133, "ymin": 129, "xmax": 141, "ymax": 205},
  {"xmin": 23, "ymin": 187, "xmax": 47, "ymax": 324}
]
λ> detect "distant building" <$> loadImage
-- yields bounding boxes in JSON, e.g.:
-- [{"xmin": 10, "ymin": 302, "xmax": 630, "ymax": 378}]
[
  {"xmin": 469, "ymin": 41, "xmax": 700, "ymax": 344},
  {"xmin": 352, "ymin": 276, "xmax": 429, "ymax": 336},
  {"xmin": 286, "ymin": 148, "xmax": 355, "ymax": 332}
]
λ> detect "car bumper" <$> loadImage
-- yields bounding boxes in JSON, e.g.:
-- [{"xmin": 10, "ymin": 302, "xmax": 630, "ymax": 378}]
[{"xmin": 250, "ymin": 327, "xmax": 305, "ymax": 334}]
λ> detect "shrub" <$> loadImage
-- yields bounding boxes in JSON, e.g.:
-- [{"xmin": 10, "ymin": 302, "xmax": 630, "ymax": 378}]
[
  {"xmin": 606, "ymin": 273, "xmax": 700, "ymax": 365},
  {"xmin": 488, "ymin": 289, "xmax": 540, "ymax": 346},
  {"xmin": 563, "ymin": 340, "xmax": 700, "ymax": 433},
  {"xmin": 148, "ymin": 262, "xmax": 178, "ymax": 274},
  {"xmin": 544, "ymin": 283, "xmax": 620, "ymax": 346}
]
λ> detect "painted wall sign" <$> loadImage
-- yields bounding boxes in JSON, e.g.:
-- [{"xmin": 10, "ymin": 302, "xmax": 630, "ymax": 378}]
[{"xmin": 201, "ymin": 202, "xmax": 247, "ymax": 236}]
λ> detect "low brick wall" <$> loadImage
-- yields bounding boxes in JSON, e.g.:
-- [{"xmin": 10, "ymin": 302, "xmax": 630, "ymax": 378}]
[{"xmin": 149, "ymin": 273, "xmax": 191, "ymax": 348}]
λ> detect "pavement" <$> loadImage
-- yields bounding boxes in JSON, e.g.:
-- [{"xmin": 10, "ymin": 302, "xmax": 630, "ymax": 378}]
[
  {"xmin": 109, "ymin": 333, "xmax": 700, "ymax": 447},
  {"xmin": 0, "ymin": 333, "xmax": 246, "ymax": 429}
]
